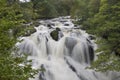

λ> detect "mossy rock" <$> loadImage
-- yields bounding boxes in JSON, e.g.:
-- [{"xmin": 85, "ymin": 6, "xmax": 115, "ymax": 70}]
[
  {"xmin": 50, "ymin": 30, "xmax": 59, "ymax": 41},
  {"xmin": 50, "ymin": 28, "xmax": 61, "ymax": 41}
]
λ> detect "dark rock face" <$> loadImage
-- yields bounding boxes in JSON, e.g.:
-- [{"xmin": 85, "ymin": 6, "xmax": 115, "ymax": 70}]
[
  {"xmin": 50, "ymin": 28, "xmax": 63, "ymax": 41},
  {"xmin": 46, "ymin": 23, "xmax": 55, "ymax": 29},
  {"xmin": 73, "ymin": 25, "xmax": 80, "ymax": 29},
  {"xmin": 65, "ymin": 57, "xmax": 77, "ymax": 73},
  {"xmin": 88, "ymin": 45, "xmax": 94, "ymax": 62},
  {"xmin": 87, "ymin": 39, "xmax": 94, "ymax": 62},
  {"xmin": 56, "ymin": 27, "xmax": 61, "ymax": 31},
  {"xmin": 47, "ymin": 24, "xmax": 53, "ymax": 29},
  {"xmin": 89, "ymin": 35, "xmax": 96, "ymax": 40},
  {"xmin": 64, "ymin": 36, "xmax": 94, "ymax": 63},
  {"xmin": 64, "ymin": 23, "xmax": 69, "ymax": 26},
  {"xmin": 50, "ymin": 30, "xmax": 59, "ymax": 41},
  {"xmin": 39, "ymin": 64, "xmax": 46, "ymax": 80}
]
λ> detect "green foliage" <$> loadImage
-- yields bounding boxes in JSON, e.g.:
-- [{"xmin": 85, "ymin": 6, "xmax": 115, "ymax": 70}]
[
  {"xmin": 19, "ymin": 2, "xmax": 34, "ymax": 21},
  {"xmin": 0, "ymin": 0, "xmax": 38, "ymax": 80},
  {"xmin": 31, "ymin": 0, "xmax": 76, "ymax": 19},
  {"xmin": 70, "ymin": 0, "xmax": 88, "ymax": 20},
  {"xmin": 88, "ymin": 0, "xmax": 100, "ymax": 17},
  {"xmin": 31, "ymin": 0, "xmax": 58, "ymax": 19},
  {"xmin": 75, "ymin": 0, "xmax": 120, "ymax": 71},
  {"xmin": 90, "ymin": 53, "xmax": 120, "ymax": 72}
]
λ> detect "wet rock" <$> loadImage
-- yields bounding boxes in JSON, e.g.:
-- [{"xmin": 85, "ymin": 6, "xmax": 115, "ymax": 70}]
[
  {"xmin": 50, "ymin": 28, "xmax": 63, "ymax": 41},
  {"xmin": 39, "ymin": 64, "xmax": 46, "ymax": 80},
  {"xmin": 47, "ymin": 24, "xmax": 53, "ymax": 29},
  {"xmin": 65, "ymin": 57, "xmax": 77, "ymax": 72},
  {"xmin": 86, "ymin": 39, "xmax": 94, "ymax": 62},
  {"xmin": 88, "ymin": 45, "xmax": 94, "ymax": 62},
  {"xmin": 56, "ymin": 27, "xmax": 61, "ymax": 31},
  {"xmin": 60, "ymin": 20, "xmax": 67, "ymax": 23},
  {"xmin": 73, "ymin": 24, "xmax": 80, "ymax": 29},
  {"xmin": 89, "ymin": 35, "xmax": 96, "ymax": 40},
  {"xmin": 64, "ymin": 23, "xmax": 69, "ymax": 26},
  {"xmin": 50, "ymin": 30, "xmax": 59, "ymax": 41},
  {"xmin": 74, "ymin": 24, "xmax": 78, "ymax": 27}
]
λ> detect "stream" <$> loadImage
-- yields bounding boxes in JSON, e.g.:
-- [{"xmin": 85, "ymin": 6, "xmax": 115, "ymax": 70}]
[{"xmin": 18, "ymin": 16, "xmax": 120, "ymax": 80}]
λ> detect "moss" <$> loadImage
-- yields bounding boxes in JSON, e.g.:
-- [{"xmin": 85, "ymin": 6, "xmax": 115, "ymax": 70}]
[
  {"xmin": 50, "ymin": 30, "xmax": 59, "ymax": 41},
  {"xmin": 50, "ymin": 28, "xmax": 61, "ymax": 41}
]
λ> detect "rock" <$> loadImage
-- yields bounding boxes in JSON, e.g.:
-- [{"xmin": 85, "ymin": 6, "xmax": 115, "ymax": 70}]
[
  {"xmin": 50, "ymin": 28, "xmax": 63, "ymax": 41},
  {"xmin": 39, "ymin": 64, "xmax": 46, "ymax": 80},
  {"xmin": 74, "ymin": 24, "xmax": 78, "ymax": 27},
  {"xmin": 47, "ymin": 24, "xmax": 53, "ymax": 29},
  {"xmin": 86, "ymin": 38, "xmax": 94, "ymax": 62},
  {"xmin": 56, "ymin": 27, "xmax": 61, "ymax": 31},
  {"xmin": 50, "ymin": 30, "xmax": 59, "ymax": 41},
  {"xmin": 64, "ymin": 23, "xmax": 69, "ymax": 26},
  {"xmin": 50, "ymin": 29, "xmax": 59, "ymax": 41},
  {"xmin": 89, "ymin": 35, "xmax": 96, "ymax": 40},
  {"xmin": 88, "ymin": 45, "xmax": 94, "ymax": 62}
]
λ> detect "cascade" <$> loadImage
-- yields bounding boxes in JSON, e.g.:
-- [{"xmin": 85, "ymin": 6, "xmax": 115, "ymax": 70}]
[{"xmin": 18, "ymin": 16, "xmax": 120, "ymax": 80}]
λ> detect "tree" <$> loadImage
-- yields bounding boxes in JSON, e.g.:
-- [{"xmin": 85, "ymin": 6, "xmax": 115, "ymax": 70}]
[
  {"xmin": 19, "ymin": 2, "xmax": 34, "ymax": 21},
  {"xmin": 79, "ymin": 0, "xmax": 120, "ymax": 71},
  {"xmin": 90, "ymin": 0, "xmax": 120, "ymax": 71},
  {"xmin": 87, "ymin": 0, "xmax": 100, "ymax": 17},
  {"xmin": 31, "ymin": 0, "xmax": 58, "ymax": 19},
  {"xmin": 0, "ymin": 0, "xmax": 38, "ymax": 80}
]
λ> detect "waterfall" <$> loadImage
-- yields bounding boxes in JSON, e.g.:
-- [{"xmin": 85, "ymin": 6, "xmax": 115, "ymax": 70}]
[{"xmin": 18, "ymin": 16, "xmax": 119, "ymax": 80}]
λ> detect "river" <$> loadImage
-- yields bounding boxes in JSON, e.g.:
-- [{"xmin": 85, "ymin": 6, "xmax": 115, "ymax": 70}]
[{"xmin": 18, "ymin": 16, "xmax": 120, "ymax": 80}]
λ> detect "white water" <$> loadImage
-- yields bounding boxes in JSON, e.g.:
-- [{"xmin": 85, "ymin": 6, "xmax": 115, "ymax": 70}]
[{"xmin": 18, "ymin": 16, "xmax": 119, "ymax": 80}]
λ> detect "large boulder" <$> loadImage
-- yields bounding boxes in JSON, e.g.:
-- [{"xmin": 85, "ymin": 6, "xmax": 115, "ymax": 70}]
[{"xmin": 50, "ymin": 28, "xmax": 63, "ymax": 41}]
